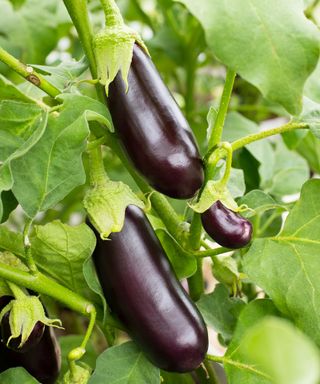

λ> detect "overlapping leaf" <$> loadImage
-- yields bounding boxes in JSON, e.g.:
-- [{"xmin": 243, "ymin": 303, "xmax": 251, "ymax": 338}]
[
  {"xmin": 244, "ymin": 179, "xmax": 320, "ymax": 346},
  {"xmin": 177, "ymin": 0, "xmax": 320, "ymax": 114}
]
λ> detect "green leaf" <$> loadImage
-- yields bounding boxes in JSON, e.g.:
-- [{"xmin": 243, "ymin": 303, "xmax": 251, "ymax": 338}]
[
  {"xmin": 226, "ymin": 317, "xmax": 320, "ymax": 384},
  {"xmin": 0, "ymin": 75, "xmax": 35, "ymax": 102},
  {"xmin": 243, "ymin": 179, "xmax": 320, "ymax": 346},
  {"xmin": 0, "ymin": 96, "xmax": 47, "ymax": 220},
  {"xmin": 11, "ymin": 94, "xmax": 111, "ymax": 218},
  {"xmin": 0, "ymin": 190, "xmax": 18, "ymax": 223},
  {"xmin": 296, "ymin": 131, "xmax": 320, "ymax": 173},
  {"xmin": 31, "ymin": 220, "xmax": 97, "ymax": 302},
  {"xmin": 177, "ymin": 0, "xmax": 320, "ymax": 114},
  {"xmin": 295, "ymin": 97, "xmax": 320, "ymax": 138},
  {"xmin": 32, "ymin": 58, "xmax": 89, "ymax": 90},
  {"xmin": 263, "ymin": 141, "xmax": 309, "ymax": 197},
  {"xmin": 0, "ymin": 225, "xmax": 24, "ymax": 256},
  {"xmin": 0, "ymin": 0, "xmax": 70, "ymax": 64},
  {"xmin": 239, "ymin": 190, "xmax": 286, "ymax": 217},
  {"xmin": 88, "ymin": 341, "xmax": 160, "ymax": 384},
  {"xmin": 0, "ymin": 368, "xmax": 39, "ymax": 383},
  {"xmin": 161, "ymin": 371, "xmax": 195, "ymax": 384},
  {"xmin": 156, "ymin": 229, "xmax": 197, "ymax": 279},
  {"xmin": 197, "ymin": 284, "xmax": 245, "ymax": 341}
]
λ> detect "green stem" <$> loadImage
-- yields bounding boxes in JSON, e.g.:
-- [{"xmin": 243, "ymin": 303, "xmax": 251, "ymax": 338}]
[
  {"xmin": 63, "ymin": 0, "xmax": 98, "ymax": 79},
  {"xmin": 23, "ymin": 219, "xmax": 38, "ymax": 274},
  {"xmin": 187, "ymin": 214, "xmax": 204, "ymax": 301},
  {"xmin": 99, "ymin": 0, "xmax": 124, "ymax": 27},
  {"xmin": 204, "ymin": 360, "xmax": 220, "ymax": 384},
  {"xmin": 88, "ymin": 145, "xmax": 109, "ymax": 187},
  {"xmin": 0, "ymin": 46, "xmax": 60, "ymax": 98},
  {"xmin": 185, "ymin": 59, "xmax": 197, "ymax": 120},
  {"xmin": 0, "ymin": 262, "xmax": 91, "ymax": 317},
  {"xmin": 206, "ymin": 354, "xmax": 272, "ymax": 381},
  {"xmin": 231, "ymin": 122, "xmax": 308, "ymax": 151},
  {"xmin": 208, "ymin": 69, "xmax": 236, "ymax": 149},
  {"xmin": 193, "ymin": 247, "xmax": 231, "ymax": 258}
]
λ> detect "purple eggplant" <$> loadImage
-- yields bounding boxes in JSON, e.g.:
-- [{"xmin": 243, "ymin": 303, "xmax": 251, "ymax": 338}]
[
  {"xmin": 201, "ymin": 200, "xmax": 253, "ymax": 249},
  {"xmin": 0, "ymin": 296, "xmax": 61, "ymax": 384},
  {"xmin": 1, "ymin": 311, "xmax": 45, "ymax": 353},
  {"xmin": 108, "ymin": 44, "xmax": 204, "ymax": 199},
  {"xmin": 90, "ymin": 205, "xmax": 208, "ymax": 372}
]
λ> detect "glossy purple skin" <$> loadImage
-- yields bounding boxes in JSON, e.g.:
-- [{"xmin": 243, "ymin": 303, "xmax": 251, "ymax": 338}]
[
  {"xmin": 108, "ymin": 44, "xmax": 204, "ymax": 199},
  {"xmin": 1, "ymin": 311, "xmax": 45, "ymax": 353},
  {"xmin": 91, "ymin": 205, "xmax": 208, "ymax": 372},
  {"xmin": 201, "ymin": 200, "xmax": 253, "ymax": 249},
  {"xmin": 0, "ymin": 296, "xmax": 61, "ymax": 384}
]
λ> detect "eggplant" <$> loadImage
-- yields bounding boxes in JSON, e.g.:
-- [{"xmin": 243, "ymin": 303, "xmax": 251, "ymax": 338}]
[
  {"xmin": 1, "ymin": 311, "xmax": 45, "ymax": 353},
  {"xmin": 108, "ymin": 44, "xmax": 204, "ymax": 199},
  {"xmin": 201, "ymin": 200, "xmax": 253, "ymax": 249},
  {"xmin": 91, "ymin": 205, "xmax": 208, "ymax": 372},
  {"xmin": 0, "ymin": 296, "xmax": 61, "ymax": 384}
]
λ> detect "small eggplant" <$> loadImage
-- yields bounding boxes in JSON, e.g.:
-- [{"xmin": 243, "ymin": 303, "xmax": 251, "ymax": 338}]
[
  {"xmin": 0, "ymin": 296, "xmax": 61, "ymax": 384},
  {"xmin": 201, "ymin": 200, "xmax": 253, "ymax": 249},
  {"xmin": 108, "ymin": 44, "xmax": 204, "ymax": 199},
  {"xmin": 90, "ymin": 205, "xmax": 208, "ymax": 372}
]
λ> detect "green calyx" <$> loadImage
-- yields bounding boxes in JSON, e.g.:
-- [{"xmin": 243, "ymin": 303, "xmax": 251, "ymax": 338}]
[
  {"xmin": 0, "ymin": 295, "xmax": 63, "ymax": 349},
  {"xmin": 189, "ymin": 180, "xmax": 238, "ymax": 213},
  {"xmin": 93, "ymin": 26, "xmax": 149, "ymax": 95},
  {"xmin": 63, "ymin": 363, "xmax": 92, "ymax": 384},
  {"xmin": 84, "ymin": 179, "xmax": 144, "ymax": 239}
]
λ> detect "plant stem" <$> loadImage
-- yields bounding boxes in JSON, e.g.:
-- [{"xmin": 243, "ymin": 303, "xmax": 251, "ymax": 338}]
[
  {"xmin": 23, "ymin": 219, "xmax": 38, "ymax": 274},
  {"xmin": 193, "ymin": 247, "xmax": 231, "ymax": 258},
  {"xmin": 208, "ymin": 69, "xmax": 236, "ymax": 149},
  {"xmin": 231, "ymin": 122, "xmax": 308, "ymax": 151},
  {"xmin": 63, "ymin": 0, "xmax": 98, "ymax": 79},
  {"xmin": 185, "ymin": 59, "xmax": 197, "ymax": 120},
  {"xmin": 0, "ymin": 46, "xmax": 60, "ymax": 98},
  {"xmin": 99, "ymin": 0, "xmax": 124, "ymax": 27},
  {"xmin": 88, "ymin": 145, "xmax": 109, "ymax": 186},
  {"xmin": 0, "ymin": 262, "xmax": 90, "ymax": 316},
  {"xmin": 204, "ymin": 360, "xmax": 220, "ymax": 384},
  {"xmin": 187, "ymin": 213, "xmax": 204, "ymax": 301}
]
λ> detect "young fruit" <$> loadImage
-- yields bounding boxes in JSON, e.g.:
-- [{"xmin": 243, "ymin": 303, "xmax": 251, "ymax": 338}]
[
  {"xmin": 1, "ymin": 311, "xmax": 45, "ymax": 353},
  {"xmin": 0, "ymin": 296, "xmax": 61, "ymax": 384},
  {"xmin": 90, "ymin": 205, "xmax": 208, "ymax": 372},
  {"xmin": 201, "ymin": 200, "xmax": 252, "ymax": 249},
  {"xmin": 108, "ymin": 44, "xmax": 204, "ymax": 199}
]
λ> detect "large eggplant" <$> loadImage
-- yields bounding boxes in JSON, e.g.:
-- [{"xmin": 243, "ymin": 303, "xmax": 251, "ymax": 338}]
[
  {"xmin": 108, "ymin": 45, "xmax": 204, "ymax": 199},
  {"xmin": 91, "ymin": 205, "xmax": 208, "ymax": 372},
  {"xmin": 0, "ymin": 296, "xmax": 61, "ymax": 384}
]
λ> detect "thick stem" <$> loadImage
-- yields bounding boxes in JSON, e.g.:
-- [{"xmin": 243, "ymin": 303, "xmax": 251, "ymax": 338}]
[
  {"xmin": 0, "ymin": 47, "xmax": 60, "ymax": 98},
  {"xmin": 231, "ymin": 122, "xmax": 308, "ymax": 151},
  {"xmin": 100, "ymin": 0, "xmax": 124, "ymax": 27},
  {"xmin": 208, "ymin": 69, "xmax": 236, "ymax": 149},
  {"xmin": 63, "ymin": 0, "xmax": 98, "ymax": 79},
  {"xmin": 88, "ymin": 145, "xmax": 109, "ymax": 187},
  {"xmin": 187, "ymin": 214, "xmax": 204, "ymax": 301}
]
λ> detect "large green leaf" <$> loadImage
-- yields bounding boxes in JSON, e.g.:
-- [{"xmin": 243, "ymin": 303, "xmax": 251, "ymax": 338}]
[
  {"xmin": 0, "ymin": 0, "xmax": 70, "ymax": 64},
  {"xmin": 244, "ymin": 179, "xmax": 320, "ymax": 346},
  {"xmin": 31, "ymin": 220, "xmax": 97, "ymax": 301},
  {"xmin": 0, "ymin": 368, "xmax": 39, "ymax": 383},
  {"xmin": 197, "ymin": 284, "xmax": 245, "ymax": 341},
  {"xmin": 225, "ymin": 300, "xmax": 320, "ymax": 384},
  {"xmin": 88, "ymin": 342, "xmax": 160, "ymax": 384},
  {"xmin": 177, "ymin": 0, "xmax": 320, "ymax": 114},
  {"xmin": 0, "ymin": 83, "xmax": 48, "ymax": 221},
  {"xmin": 11, "ymin": 94, "xmax": 111, "ymax": 218}
]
